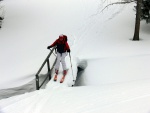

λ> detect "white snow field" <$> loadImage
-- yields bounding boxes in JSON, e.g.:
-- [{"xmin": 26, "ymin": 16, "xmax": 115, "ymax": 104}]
[{"xmin": 0, "ymin": 0, "xmax": 150, "ymax": 113}]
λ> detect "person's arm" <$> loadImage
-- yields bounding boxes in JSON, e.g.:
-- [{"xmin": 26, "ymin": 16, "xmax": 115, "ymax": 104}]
[
  {"xmin": 47, "ymin": 39, "xmax": 58, "ymax": 49},
  {"xmin": 66, "ymin": 42, "xmax": 70, "ymax": 53}
]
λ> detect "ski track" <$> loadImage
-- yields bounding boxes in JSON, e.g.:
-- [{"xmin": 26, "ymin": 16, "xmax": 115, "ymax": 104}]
[
  {"xmin": 1, "ymin": 0, "xmax": 150, "ymax": 113},
  {"xmin": 74, "ymin": 1, "xmax": 126, "ymax": 55},
  {"xmin": 1, "ymin": 81, "xmax": 150, "ymax": 113}
]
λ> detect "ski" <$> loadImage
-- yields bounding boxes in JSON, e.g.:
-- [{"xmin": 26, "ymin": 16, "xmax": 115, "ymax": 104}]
[
  {"xmin": 60, "ymin": 75, "xmax": 65, "ymax": 83},
  {"xmin": 60, "ymin": 69, "xmax": 68, "ymax": 83},
  {"xmin": 53, "ymin": 74, "xmax": 57, "ymax": 81}
]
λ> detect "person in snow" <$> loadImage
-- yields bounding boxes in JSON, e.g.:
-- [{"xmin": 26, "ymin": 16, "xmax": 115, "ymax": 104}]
[{"xmin": 47, "ymin": 34, "xmax": 70, "ymax": 82}]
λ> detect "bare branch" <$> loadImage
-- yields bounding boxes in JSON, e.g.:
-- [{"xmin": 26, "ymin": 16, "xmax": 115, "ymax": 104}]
[
  {"xmin": 90, "ymin": 0, "xmax": 135, "ymax": 18},
  {"xmin": 101, "ymin": 1, "xmax": 135, "ymax": 13}
]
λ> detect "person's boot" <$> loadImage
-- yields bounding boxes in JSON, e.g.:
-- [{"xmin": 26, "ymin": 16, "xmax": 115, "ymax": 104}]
[
  {"xmin": 63, "ymin": 70, "xmax": 67, "ymax": 76},
  {"xmin": 54, "ymin": 69, "xmax": 58, "ymax": 81},
  {"xmin": 60, "ymin": 75, "xmax": 65, "ymax": 83},
  {"xmin": 60, "ymin": 70, "xmax": 67, "ymax": 83},
  {"xmin": 54, "ymin": 75, "xmax": 57, "ymax": 81},
  {"xmin": 55, "ymin": 69, "xmax": 59, "ymax": 75}
]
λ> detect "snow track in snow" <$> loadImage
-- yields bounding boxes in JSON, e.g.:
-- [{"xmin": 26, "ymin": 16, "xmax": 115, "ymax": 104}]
[{"xmin": 1, "ymin": 80, "xmax": 150, "ymax": 113}]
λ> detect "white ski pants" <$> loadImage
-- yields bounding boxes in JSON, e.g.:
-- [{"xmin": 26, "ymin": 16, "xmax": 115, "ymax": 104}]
[{"xmin": 55, "ymin": 52, "xmax": 68, "ymax": 71}]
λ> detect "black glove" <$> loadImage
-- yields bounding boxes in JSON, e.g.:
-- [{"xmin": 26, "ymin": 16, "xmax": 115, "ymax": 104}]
[
  {"xmin": 47, "ymin": 46, "xmax": 52, "ymax": 49},
  {"xmin": 67, "ymin": 49, "xmax": 70, "ymax": 53}
]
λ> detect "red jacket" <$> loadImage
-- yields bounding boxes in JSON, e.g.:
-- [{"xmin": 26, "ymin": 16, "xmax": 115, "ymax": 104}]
[{"xmin": 50, "ymin": 39, "xmax": 70, "ymax": 53}]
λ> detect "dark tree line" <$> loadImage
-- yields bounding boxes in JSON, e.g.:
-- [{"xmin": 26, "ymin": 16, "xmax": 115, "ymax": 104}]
[
  {"xmin": 133, "ymin": 0, "xmax": 150, "ymax": 40},
  {"xmin": 0, "ymin": 0, "xmax": 4, "ymax": 28},
  {"xmin": 141, "ymin": 0, "xmax": 150, "ymax": 23}
]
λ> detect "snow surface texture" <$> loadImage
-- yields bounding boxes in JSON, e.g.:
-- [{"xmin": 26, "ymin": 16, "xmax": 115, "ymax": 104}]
[
  {"xmin": 1, "ymin": 82, "xmax": 150, "ymax": 113},
  {"xmin": 1, "ymin": 0, "xmax": 150, "ymax": 113}
]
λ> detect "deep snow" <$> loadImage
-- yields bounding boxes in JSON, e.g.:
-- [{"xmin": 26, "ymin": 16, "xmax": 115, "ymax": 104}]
[{"xmin": 0, "ymin": 0, "xmax": 150, "ymax": 113}]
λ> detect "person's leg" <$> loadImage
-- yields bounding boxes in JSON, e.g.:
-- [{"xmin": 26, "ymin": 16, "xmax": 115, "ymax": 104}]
[
  {"xmin": 55, "ymin": 52, "xmax": 61, "ymax": 74},
  {"xmin": 61, "ymin": 52, "xmax": 67, "ymax": 75}
]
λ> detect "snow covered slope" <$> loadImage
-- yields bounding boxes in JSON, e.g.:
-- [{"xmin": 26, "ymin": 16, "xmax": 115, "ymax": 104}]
[
  {"xmin": 1, "ymin": 80, "xmax": 150, "ymax": 113},
  {"xmin": 0, "ymin": 0, "xmax": 150, "ymax": 113},
  {"xmin": 0, "ymin": 0, "xmax": 94, "ymax": 89}
]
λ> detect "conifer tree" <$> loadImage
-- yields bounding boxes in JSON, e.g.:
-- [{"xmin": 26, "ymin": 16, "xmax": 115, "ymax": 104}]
[{"xmin": 141, "ymin": 0, "xmax": 150, "ymax": 23}]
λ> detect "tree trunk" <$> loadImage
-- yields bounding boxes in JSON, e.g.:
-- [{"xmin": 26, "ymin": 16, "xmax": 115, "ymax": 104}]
[{"xmin": 133, "ymin": 0, "xmax": 142, "ymax": 41}]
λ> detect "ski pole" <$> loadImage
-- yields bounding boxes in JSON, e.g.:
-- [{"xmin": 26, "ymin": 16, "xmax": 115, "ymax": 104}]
[{"xmin": 69, "ymin": 53, "xmax": 75, "ymax": 82}]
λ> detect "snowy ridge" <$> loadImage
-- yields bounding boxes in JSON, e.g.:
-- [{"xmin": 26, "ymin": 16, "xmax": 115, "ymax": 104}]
[
  {"xmin": 1, "ymin": 80, "xmax": 150, "ymax": 113},
  {"xmin": 78, "ymin": 54, "xmax": 150, "ymax": 86}
]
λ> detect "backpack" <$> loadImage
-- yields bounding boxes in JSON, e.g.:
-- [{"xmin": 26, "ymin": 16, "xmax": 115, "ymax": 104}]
[{"xmin": 63, "ymin": 35, "xmax": 68, "ymax": 42}]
